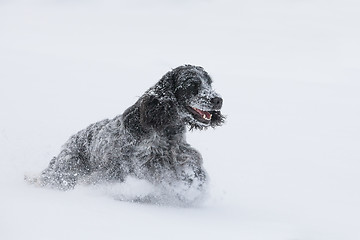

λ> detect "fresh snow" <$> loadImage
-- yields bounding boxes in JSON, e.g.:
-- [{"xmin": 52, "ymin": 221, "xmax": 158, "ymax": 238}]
[{"xmin": 1, "ymin": 0, "xmax": 360, "ymax": 239}]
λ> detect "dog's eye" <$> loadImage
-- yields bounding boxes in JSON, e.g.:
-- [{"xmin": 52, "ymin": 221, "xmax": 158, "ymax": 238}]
[{"xmin": 188, "ymin": 81, "xmax": 200, "ymax": 95}]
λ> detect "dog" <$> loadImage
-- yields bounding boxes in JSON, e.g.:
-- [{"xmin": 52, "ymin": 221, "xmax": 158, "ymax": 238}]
[{"xmin": 28, "ymin": 65, "xmax": 224, "ymax": 204}]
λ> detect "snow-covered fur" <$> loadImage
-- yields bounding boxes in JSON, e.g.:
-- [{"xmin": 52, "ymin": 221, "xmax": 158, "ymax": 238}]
[{"xmin": 29, "ymin": 65, "xmax": 224, "ymax": 204}]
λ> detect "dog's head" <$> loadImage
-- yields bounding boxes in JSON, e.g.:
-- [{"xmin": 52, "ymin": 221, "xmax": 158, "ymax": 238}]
[
  {"xmin": 138, "ymin": 65, "xmax": 225, "ymax": 131},
  {"xmin": 172, "ymin": 65, "xmax": 224, "ymax": 130}
]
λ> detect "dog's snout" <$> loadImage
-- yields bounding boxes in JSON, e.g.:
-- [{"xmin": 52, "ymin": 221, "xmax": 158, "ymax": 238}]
[{"xmin": 211, "ymin": 97, "xmax": 223, "ymax": 109}]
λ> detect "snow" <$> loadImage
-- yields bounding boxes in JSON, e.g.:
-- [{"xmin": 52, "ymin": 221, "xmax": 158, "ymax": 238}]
[{"xmin": 1, "ymin": 0, "xmax": 360, "ymax": 239}]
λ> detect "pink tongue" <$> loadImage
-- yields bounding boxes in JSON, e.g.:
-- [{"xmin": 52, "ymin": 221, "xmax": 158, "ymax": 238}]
[
  {"xmin": 203, "ymin": 111, "xmax": 211, "ymax": 119},
  {"xmin": 196, "ymin": 108, "xmax": 211, "ymax": 119}
]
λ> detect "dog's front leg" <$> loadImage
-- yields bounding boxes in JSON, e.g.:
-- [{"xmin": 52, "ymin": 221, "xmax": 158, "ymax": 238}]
[{"xmin": 167, "ymin": 163, "xmax": 208, "ymax": 204}]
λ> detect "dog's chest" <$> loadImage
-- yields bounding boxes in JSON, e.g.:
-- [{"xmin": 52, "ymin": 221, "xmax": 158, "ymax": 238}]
[{"xmin": 133, "ymin": 133, "xmax": 196, "ymax": 167}]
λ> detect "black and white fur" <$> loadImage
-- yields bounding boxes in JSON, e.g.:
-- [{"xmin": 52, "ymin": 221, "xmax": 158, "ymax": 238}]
[{"xmin": 28, "ymin": 65, "xmax": 224, "ymax": 204}]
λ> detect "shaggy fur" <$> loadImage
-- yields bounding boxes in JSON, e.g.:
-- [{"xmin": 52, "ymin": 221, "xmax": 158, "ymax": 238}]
[{"xmin": 29, "ymin": 65, "xmax": 224, "ymax": 204}]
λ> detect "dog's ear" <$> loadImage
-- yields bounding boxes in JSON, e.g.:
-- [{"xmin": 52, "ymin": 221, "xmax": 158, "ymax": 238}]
[
  {"xmin": 155, "ymin": 70, "xmax": 176, "ymax": 95},
  {"xmin": 139, "ymin": 95, "xmax": 177, "ymax": 130}
]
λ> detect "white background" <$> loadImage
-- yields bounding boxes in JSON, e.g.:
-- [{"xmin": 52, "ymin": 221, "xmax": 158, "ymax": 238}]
[{"xmin": 1, "ymin": 0, "xmax": 359, "ymax": 239}]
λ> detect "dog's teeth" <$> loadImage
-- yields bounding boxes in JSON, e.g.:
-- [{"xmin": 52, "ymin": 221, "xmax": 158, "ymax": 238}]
[{"xmin": 202, "ymin": 114, "xmax": 212, "ymax": 121}]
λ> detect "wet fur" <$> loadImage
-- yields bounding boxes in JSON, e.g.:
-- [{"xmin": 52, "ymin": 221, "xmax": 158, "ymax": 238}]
[{"xmin": 29, "ymin": 65, "xmax": 224, "ymax": 204}]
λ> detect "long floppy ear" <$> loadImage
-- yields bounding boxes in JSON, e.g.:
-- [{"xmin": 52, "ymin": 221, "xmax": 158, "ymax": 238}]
[{"xmin": 139, "ymin": 94, "xmax": 178, "ymax": 131}]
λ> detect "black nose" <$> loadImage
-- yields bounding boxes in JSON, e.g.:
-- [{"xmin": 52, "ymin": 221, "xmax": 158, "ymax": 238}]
[{"xmin": 211, "ymin": 97, "xmax": 223, "ymax": 109}]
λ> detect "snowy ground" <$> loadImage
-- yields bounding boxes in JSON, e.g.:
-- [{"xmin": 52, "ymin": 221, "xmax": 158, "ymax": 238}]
[{"xmin": 1, "ymin": 0, "xmax": 360, "ymax": 239}]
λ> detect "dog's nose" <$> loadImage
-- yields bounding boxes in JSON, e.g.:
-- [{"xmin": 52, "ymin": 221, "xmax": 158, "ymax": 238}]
[{"xmin": 211, "ymin": 97, "xmax": 223, "ymax": 109}]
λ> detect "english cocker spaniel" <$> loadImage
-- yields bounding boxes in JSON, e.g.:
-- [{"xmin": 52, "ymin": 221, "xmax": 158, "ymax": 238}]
[{"xmin": 28, "ymin": 65, "xmax": 224, "ymax": 204}]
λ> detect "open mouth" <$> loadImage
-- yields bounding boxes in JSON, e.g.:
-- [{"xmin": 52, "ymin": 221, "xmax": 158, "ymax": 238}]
[{"xmin": 187, "ymin": 106, "xmax": 212, "ymax": 123}]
